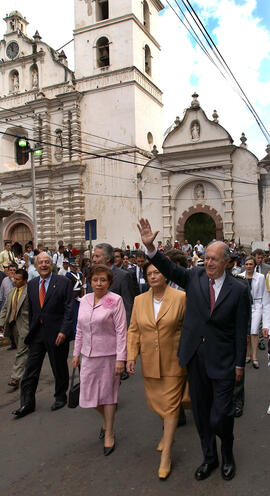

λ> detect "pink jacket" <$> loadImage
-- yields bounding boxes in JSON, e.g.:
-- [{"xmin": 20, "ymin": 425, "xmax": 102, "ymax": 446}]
[{"xmin": 73, "ymin": 291, "xmax": 127, "ymax": 361}]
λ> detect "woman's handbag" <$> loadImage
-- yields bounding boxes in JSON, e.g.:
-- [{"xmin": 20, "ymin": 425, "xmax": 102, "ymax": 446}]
[{"xmin": 68, "ymin": 367, "xmax": 80, "ymax": 408}]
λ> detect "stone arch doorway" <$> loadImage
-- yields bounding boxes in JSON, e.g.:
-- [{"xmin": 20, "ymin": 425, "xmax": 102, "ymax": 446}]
[
  {"xmin": 185, "ymin": 213, "xmax": 216, "ymax": 247},
  {"xmin": 5, "ymin": 222, "xmax": 33, "ymax": 256},
  {"xmin": 176, "ymin": 205, "xmax": 223, "ymax": 245}
]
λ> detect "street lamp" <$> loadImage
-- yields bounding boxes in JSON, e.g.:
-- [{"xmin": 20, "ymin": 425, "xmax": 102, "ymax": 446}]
[{"xmin": 18, "ymin": 139, "xmax": 43, "ymax": 248}]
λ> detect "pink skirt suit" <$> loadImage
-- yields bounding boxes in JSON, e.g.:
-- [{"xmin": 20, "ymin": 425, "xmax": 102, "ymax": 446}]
[{"xmin": 73, "ymin": 291, "xmax": 127, "ymax": 408}]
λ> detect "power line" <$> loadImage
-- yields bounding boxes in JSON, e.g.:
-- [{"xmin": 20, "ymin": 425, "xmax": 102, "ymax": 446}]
[
  {"xmin": 171, "ymin": 0, "xmax": 270, "ymax": 142},
  {"xmin": 0, "ymin": 125, "xmax": 260, "ymax": 187},
  {"xmin": 0, "ymin": 105, "xmax": 260, "ymax": 186}
]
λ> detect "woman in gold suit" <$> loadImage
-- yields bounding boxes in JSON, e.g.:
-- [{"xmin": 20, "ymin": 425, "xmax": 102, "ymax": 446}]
[{"xmin": 126, "ymin": 261, "xmax": 187, "ymax": 480}]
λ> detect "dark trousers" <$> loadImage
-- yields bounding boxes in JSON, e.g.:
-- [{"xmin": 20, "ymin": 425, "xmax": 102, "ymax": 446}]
[
  {"xmin": 233, "ymin": 370, "xmax": 245, "ymax": 409},
  {"xmin": 20, "ymin": 328, "xmax": 70, "ymax": 407},
  {"xmin": 188, "ymin": 344, "xmax": 235, "ymax": 464}
]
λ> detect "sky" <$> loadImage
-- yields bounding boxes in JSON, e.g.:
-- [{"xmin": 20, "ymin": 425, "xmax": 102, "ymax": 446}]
[{"xmin": 1, "ymin": 0, "xmax": 270, "ymax": 159}]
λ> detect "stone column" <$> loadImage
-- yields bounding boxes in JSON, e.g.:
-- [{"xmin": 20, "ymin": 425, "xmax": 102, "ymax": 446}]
[
  {"xmin": 41, "ymin": 189, "xmax": 55, "ymax": 247},
  {"xmin": 62, "ymin": 187, "xmax": 72, "ymax": 242},
  {"xmin": 223, "ymin": 166, "xmax": 234, "ymax": 240},
  {"xmin": 39, "ymin": 111, "xmax": 52, "ymax": 165},
  {"xmin": 72, "ymin": 185, "xmax": 85, "ymax": 246},
  {"xmin": 36, "ymin": 188, "xmax": 44, "ymax": 243},
  {"xmin": 161, "ymin": 171, "xmax": 172, "ymax": 242}
]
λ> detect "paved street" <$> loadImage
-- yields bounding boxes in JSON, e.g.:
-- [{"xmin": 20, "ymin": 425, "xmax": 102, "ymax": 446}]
[{"xmin": 1, "ymin": 341, "xmax": 270, "ymax": 496}]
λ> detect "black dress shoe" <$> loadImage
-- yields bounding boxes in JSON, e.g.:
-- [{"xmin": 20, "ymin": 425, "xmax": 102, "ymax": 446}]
[
  {"xmin": 104, "ymin": 443, "xmax": 115, "ymax": 456},
  {"xmin": 12, "ymin": 404, "xmax": 35, "ymax": 418},
  {"xmin": 234, "ymin": 406, "xmax": 243, "ymax": 418},
  {"xmin": 195, "ymin": 460, "xmax": 219, "ymax": 481},
  {"xmin": 221, "ymin": 455, "xmax": 236, "ymax": 481},
  {"xmin": 51, "ymin": 400, "xmax": 66, "ymax": 411}
]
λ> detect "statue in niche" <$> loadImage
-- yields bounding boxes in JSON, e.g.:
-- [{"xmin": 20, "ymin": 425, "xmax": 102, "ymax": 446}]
[
  {"xmin": 194, "ymin": 183, "xmax": 205, "ymax": 200},
  {"xmin": 191, "ymin": 121, "xmax": 200, "ymax": 140},
  {"xmin": 55, "ymin": 129, "xmax": 63, "ymax": 162},
  {"xmin": 55, "ymin": 210, "xmax": 63, "ymax": 234},
  {"xmin": 32, "ymin": 68, "xmax": 38, "ymax": 88},
  {"xmin": 12, "ymin": 72, "xmax": 19, "ymax": 92}
]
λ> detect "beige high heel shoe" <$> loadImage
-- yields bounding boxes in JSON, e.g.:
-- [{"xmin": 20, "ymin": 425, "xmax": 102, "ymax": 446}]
[{"xmin": 158, "ymin": 460, "xmax": 171, "ymax": 480}]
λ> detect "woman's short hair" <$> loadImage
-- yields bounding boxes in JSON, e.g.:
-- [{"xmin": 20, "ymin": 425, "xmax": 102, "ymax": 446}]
[
  {"xmin": 142, "ymin": 260, "xmax": 168, "ymax": 284},
  {"xmin": 245, "ymin": 255, "xmax": 256, "ymax": 266},
  {"xmin": 87, "ymin": 264, "xmax": 113, "ymax": 284}
]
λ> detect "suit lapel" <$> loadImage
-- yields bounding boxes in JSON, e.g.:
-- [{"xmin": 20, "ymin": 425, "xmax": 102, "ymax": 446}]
[
  {"xmin": 43, "ymin": 273, "xmax": 57, "ymax": 308},
  {"xmin": 199, "ymin": 271, "xmax": 210, "ymax": 309},
  {"xmin": 143, "ymin": 288, "xmax": 155, "ymax": 324},
  {"xmin": 213, "ymin": 274, "xmax": 233, "ymax": 312},
  {"xmin": 156, "ymin": 286, "xmax": 173, "ymax": 323},
  {"xmin": 16, "ymin": 286, "xmax": 27, "ymax": 316}
]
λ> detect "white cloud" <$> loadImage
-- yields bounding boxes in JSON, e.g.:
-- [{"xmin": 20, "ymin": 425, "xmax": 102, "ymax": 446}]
[{"xmin": 160, "ymin": 0, "xmax": 270, "ymax": 158}]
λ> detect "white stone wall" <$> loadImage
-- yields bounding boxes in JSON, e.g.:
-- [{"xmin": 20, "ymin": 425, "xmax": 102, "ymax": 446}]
[{"xmin": 232, "ymin": 148, "xmax": 261, "ymax": 244}]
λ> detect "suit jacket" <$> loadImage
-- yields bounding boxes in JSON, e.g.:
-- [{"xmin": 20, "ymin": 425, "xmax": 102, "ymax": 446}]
[
  {"xmin": 127, "ymin": 285, "xmax": 187, "ymax": 379},
  {"xmin": 149, "ymin": 250, "xmax": 250, "ymax": 379},
  {"xmin": 26, "ymin": 273, "xmax": 74, "ymax": 346},
  {"xmin": 260, "ymin": 262, "xmax": 270, "ymax": 277},
  {"xmin": 0, "ymin": 249, "xmax": 16, "ymax": 270},
  {"xmin": 73, "ymin": 291, "xmax": 127, "ymax": 360},
  {"xmin": 129, "ymin": 265, "xmax": 149, "ymax": 294},
  {"xmin": 241, "ymin": 271, "xmax": 270, "ymax": 331},
  {"xmin": 0, "ymin": 285, "xmax": 29, "ymax": 339},
  {"xmin": 87, "ymin": 265, "xmax": 136, "ymax": 326}
]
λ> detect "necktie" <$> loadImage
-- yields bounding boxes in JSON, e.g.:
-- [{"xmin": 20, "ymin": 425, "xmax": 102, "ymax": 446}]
[
  {"xmin": 209, "ymin": 279, "xmax": 215, "ymax": 314},
  {"xmin": 8, "ymin": 251, "xmax": 12, "ymax": 262},
  {"xmin": 256, "ymin": 266, "xmax": 260, "ymax": 273},
  {"xmin": 39, "ymin": 279, "xmax": 46, "ymax": 308},
  {"xmin": 9, "ymin": 289, "xmax": 19, "ymax": 324}
]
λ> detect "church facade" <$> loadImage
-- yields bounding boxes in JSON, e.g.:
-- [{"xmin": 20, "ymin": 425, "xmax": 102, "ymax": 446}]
[{"xmin": 0, "ymin": 2, "xmax": 269, "ymax": 251}]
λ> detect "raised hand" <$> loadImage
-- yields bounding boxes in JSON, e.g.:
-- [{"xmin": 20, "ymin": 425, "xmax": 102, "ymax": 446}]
[{"xmin": 137, "ymin": 218, "xmax": 159, "ymax": 252}]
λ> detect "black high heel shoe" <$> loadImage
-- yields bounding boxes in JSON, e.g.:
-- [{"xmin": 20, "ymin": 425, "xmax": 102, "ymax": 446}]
[{"xmin": 104, "ymin": 443, "xmax": 115, "ymax": 456}]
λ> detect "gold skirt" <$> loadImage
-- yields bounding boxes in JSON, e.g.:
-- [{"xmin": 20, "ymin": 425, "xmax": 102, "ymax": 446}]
[{"xmin": 143, "ymin": 375, "xmax": 186, "ymax": 418}]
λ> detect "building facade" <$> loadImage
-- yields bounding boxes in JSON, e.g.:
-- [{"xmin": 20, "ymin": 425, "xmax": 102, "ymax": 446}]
[{"xmin": 0, "ymin": 3, "xmax": 269, "ymax": 251}]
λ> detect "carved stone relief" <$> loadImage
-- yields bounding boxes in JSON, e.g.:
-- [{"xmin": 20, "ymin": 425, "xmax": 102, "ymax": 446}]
[
  {"xmin": 194, "ymin": 183, "xmax": 205, "ymax": 200},
  {"xmin": 191, "ymin": 121, "xmax": 200, "ymax": 141}
]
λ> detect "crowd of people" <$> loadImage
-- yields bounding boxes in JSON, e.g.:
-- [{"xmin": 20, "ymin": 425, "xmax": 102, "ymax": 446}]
[{"xmin": 0, "ymin": 228, "xmax": 270, "ymax": 482}]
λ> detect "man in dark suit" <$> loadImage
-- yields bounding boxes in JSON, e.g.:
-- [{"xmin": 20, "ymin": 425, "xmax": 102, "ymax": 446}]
[
  {"xmin": 129, "ymin": 250, "xmax": 149, "ymax": 294},
  {"xmin": 12, "ymin": 252, "xmax": 74, "ymax": 418},
  {"xmin": 138, "ymin": 219, "xmax": 250, "ymax": 482}
]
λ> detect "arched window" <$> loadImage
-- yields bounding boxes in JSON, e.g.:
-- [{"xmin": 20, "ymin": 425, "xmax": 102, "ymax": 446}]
[
  {"xmin": 143, "ymin": 1, "xmax": 150, "ymax": 31},
  {"xmin": 15, "ymin": 137, "xmax": 29, "ymax": 165},
  {"xmin": 10, "ymin": 70, "xmax": 19, "ymax": 93},
  {"xmin": 96, "ymin": 0, "xmax": 109, "ymax": 21},
  {"xmin": 96, "ymin": 37, "xmax": 110, "ymax": 67},
  {"xmin": 145, "ymin": 45, "xmax": 151, "ymax": 76}
]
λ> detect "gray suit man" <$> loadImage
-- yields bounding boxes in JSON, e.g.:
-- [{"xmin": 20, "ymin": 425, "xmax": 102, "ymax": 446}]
[{"xmin": 0, "ymin": 269, "xmax": 29, "ymax": 389}]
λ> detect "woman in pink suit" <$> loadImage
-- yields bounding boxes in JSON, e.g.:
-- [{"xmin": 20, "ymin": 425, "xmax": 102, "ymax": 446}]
[{"xmin": 72, "ymin": 264, "xmax": 127, "ymax": 456}]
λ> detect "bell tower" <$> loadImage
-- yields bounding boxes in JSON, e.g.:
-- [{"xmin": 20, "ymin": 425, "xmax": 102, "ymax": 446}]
[
  {"xmin": 73, "ymin": 0, "xmax": 164, "ymax": 152},
  {"xmin": 4, "ymin": 11, "xmax": 29, "ymax": 36}
]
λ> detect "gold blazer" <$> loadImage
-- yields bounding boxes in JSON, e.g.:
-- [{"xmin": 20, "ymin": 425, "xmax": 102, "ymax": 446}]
[{"xmin": 127, "ymin": 285, "xmax": 187, "ymax": 378}]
